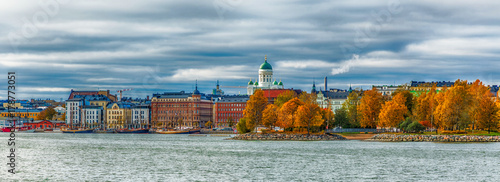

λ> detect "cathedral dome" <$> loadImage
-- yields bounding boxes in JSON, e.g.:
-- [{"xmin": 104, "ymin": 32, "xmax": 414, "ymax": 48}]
[{"xmin": 259, "ymin": 56, "xmax": 272, "ymax": 70}]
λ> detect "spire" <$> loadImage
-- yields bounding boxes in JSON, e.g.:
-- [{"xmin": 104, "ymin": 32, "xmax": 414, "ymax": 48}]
[
  {"xmin": 265, "ymin": 55, "xmax": 267, "ymax": 62},
  {"xmin": 216, "ymin": 80, "xmax": 219, "ymax": 90},
  {"xmin": 311, "ymin": 81, "xmax": 317, "ymax": 93},
  {"xmin": 193, "ymin": 80, "xmax": 200, "ymax": 95}
]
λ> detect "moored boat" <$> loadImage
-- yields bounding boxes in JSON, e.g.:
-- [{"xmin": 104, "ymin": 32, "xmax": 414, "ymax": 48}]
[
  {"xmin": 156, "ymin": 130, "xmax": 190, "ymax": 134},
  {"xmin": 1, "ymin": 127, "xmax": 14, "ymax": 132},
  {"xmin": 61, "ymin": 128, "xmax": 94, "ymax": 133},
  {"xmin": 115, "ymin": 128, "xmax": 149, "ymax": 134}
]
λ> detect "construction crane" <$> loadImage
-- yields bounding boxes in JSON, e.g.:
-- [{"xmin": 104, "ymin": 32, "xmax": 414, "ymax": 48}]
[
  {"xmin": 117, "ymin": 88, "xmax": 133, "ymax": 101},
  {"xmin": 221, "ymin": 86, "xmax": 247, "ymax": 88}
]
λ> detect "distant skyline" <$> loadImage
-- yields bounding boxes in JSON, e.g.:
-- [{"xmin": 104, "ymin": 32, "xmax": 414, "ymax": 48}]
[{"xmin": 2, "ymin": 1, "xmax": 500, "ymax": 100}]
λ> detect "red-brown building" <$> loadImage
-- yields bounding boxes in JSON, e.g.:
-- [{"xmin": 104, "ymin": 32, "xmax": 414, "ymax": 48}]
[
  {"xmin": 23, "ymin": 120, "xmax": 66, "ymax": 129},
  {"xmin": 214, "ymin": 96, "xmax": 249, "ymax": 128},
  {"xmin": 261, "ymin": 89, "xmax": 302, "ymax": 104},
  {"xmin": 151, "ymin": 89, "xmax": 212, "ymax": 129}
]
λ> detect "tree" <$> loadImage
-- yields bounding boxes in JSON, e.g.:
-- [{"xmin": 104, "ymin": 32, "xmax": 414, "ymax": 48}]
[
  {"xmin": 343, "ymin": 90, "xmax": 361, "ymax": 128},
  {"xmin": 476, "ymin": 92, "xmax": 499, "ymax": 133},
  {"xmin": 406, "ymin": 121, "xmax": 426, "ymax": 133},
  {"xmin": 295, "ymin": 102, "xmax": 323, "ymax": 134},
  {"xmin": 378, "ymin": 93, "xmax": 408, "ymax": 128},
  {"xmin": 358, "ymin": 88, "xmax": 383, "ymax": 128},
  {"xmin": 434, "ymin": 79, "xmax": 471, "ymax": 131},
  {"xmin": 36, "ymin": 111, "xmax": 46, "ymax": 120},
  {"xmin": 45, "ymin": 107, "xmax": 57, "ymax": 120},
  {"xmin": 243, "ymin": 89, "xmax": 268, "ymax": 131},
  {"xmin": 415, "ymin": 84, "xmax": 437, "ymax": 130},
  {"xmin": 277, "ymin": 98, "xmax": 303, "ymax": 130},
  {"xmin": 227, "ymin": 116, "xmax": 234, "ymax": 128},
  {"xmin": 322, "ymin": 108, "xmax": 335, "ymax": 130},
  {"xmin": 205, "ymin": 121, "xmax": 212, "ymax": 129},
  {"xmin": 468, "ymin": 79, "xmax": 491, "ymax": 130},
  {"xmin": 236, "ymin": 117, "xmax": 250, "ymax": 134},
  {"xmin": 274, "ymin": 90, "xmax": 297, "ymax": 108},
  {"xmin": 392, "ymin": 89, "xmax": 414, "ymax": 117},
  {"xmin": 262, "ymin": 104, "xmax": 278, "ymax": 130},
  {"xmin": 334, "ymin": 107, "xmax": 350, "ymax": 128},
  {"xmin": 61, "ymin": 112, "xmax": 66, "ymax": 121}
]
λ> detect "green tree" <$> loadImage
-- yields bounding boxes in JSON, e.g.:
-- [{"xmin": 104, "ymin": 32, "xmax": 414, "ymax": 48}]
[
  {"xmin": 227, "ymin": 116, "xmax": 234, "ymax": 128},
  {"xmin": 334, "ymin": 107, "xmax": 350, "ymax": 128},
  {"xmin": 407, "ymin": 121, "xmax": 426, "ymax": 133},
  {"xmin": 236, "ymin": 118, "xmax": 250, "ymax": 134},
  {"xmin": 343, "ymin": 90, "xmax": 362, "ymax": 128}
]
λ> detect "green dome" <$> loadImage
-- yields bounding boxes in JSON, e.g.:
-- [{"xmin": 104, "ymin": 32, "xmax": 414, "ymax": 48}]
[
  {"xmin": 278, "ymin": 81, "xmax": 283, "ymax": 86},
  {"xmin": 248, "ymin": 80, "xmax": 253, "ymax": 85},
  {"xmin": 273, "ymin": 80, "xmax": 278, "ymax": 85},
  {"xmin": 260, "ymin": 60, "xmax": 272, "ymax": 70},
  {"xmin": 254, "ymin": 81, "xmax": 259, "ymax": 85}
]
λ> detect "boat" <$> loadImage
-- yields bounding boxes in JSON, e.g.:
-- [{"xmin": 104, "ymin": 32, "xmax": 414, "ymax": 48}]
[
  {"xmin": 115, "ymin": 128, "xmax": 149, "ymax": 134},
  {"xmin": 34, "ymin": 129, "xmax": 45, "ymax": 132},
  {"xmin": 25, "ymin": 129, "xmax": 36, "ymax": 133},
  {"xmin": 189, "ymin": 128, "xmax": 201, "ymax": 134},
  {"xmin": 94, "ymin": 129, "xmax": 116, "ymax": 133},
  {"xmin": 61, "ymin": 128, "xmax": 94, "ymax": 133},
  {"xmin": 156, "ymin": 129, "xmax": 190, "ymax": 134},
  {"xmin": 1, "ymin": 127, "xmax": 14, "ymax": 132},
  {"xmin": 44, "ymin": 128, "xmax": 53, "ymax": 132}
]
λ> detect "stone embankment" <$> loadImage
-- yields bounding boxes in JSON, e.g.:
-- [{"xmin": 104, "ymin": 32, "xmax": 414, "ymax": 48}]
[
  {"xmin": 229, "ymin": 133, "xmax": 347, "ymax": 141},
  {"xmin": 370, "ymin": 134, "xmax": 500, "ymax": 142}
]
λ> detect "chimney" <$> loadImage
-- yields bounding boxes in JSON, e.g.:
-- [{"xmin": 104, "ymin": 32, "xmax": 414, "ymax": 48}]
[
  {"xmin": 147, "ymin": 96, "xmax": 150, "ymax": 100},
  {"xmin": 324, "ymin": 77, "xmax": 327, "ymax": 91}
]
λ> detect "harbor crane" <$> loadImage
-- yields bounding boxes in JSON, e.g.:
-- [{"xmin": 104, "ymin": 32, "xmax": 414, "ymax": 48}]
[{"xmin": 117, "ymin": 88, "xmax": 133, "ymax": 101}]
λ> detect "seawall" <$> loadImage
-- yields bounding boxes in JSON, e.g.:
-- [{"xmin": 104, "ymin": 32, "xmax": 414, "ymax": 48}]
[
  {"xmin": 370, "ymin": 134, "xmax": 500, "ymax": 142},
  {"xmin": 229, "ymin": 133, "xmax": 347, "ymax": 141}
]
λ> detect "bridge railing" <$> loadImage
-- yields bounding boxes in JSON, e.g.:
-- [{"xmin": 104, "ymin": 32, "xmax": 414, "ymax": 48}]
[{"xmin": 325, "ymin": 128, "xmax": 396, "ymax": 133}]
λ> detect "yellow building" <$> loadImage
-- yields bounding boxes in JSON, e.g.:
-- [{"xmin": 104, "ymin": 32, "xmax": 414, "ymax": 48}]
[
  {"xmin": 1, "ymin": 109, "xmax": 40, "ymax": 119},
  {"xmin": 3, "ymin": 103, "xmax": 23, "ymax": 109},
  {"xmin": 106, "ymin": 102, "xmax": 133, "ymax": 129}
]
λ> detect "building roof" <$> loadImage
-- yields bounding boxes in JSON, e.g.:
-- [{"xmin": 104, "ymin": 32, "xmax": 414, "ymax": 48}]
[
  {"xmin": 321, "ymin": 91, "xmax": 349, "ymax": 99},
  {"xmin": 411, "ymin": 81, "xmax": 454, "ymax": 87},
  {"xmin": 81, "ymin": 105, "xmax": 103, "ymax": 109},
  {"xmin": 218, "ymin": 96, "xmax": 250, "ymax": 103},
  {"xmin": 0, "ymin": 109, "xmax": 42, "ymax": 113},
  {"xmin": 260, "ymin": 60, "xmax": 272, "ymax": 70},
  {"xmin": 107, "ymin": 102, "xmax": 134, "ymax": 109}
]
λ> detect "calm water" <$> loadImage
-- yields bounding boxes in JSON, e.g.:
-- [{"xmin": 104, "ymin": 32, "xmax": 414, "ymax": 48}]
[{"xmin": 1, "ymin": 133, "xmax": 499, "ymax": 182}]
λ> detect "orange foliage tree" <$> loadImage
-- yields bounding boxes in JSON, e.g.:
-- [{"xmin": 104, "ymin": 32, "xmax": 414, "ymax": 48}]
[
  {"xmin": 243, "ymin": 89, "xmax": 268, "ymax": 131},
  {"xmin": 277, "ymin": 98, "xmax": 303, "ymax": 130},
  {"xmin": 476, "ymin": 92, "xmax": 499, "ymax": 133},
  {"xmin": 274, "ymin": 90, "xmax": 297, "ymax": 108},
  {"xmin": 433, "ymin": 79, "xmax": 471, "ymax": 131},
  {"xmin": 378, "ymin": 93, "xmax": 408, "ymax": 128},
  {"xmin": 262, "ymin": 104, "xmax": 279, "ymax": 130},
  {"xmin": 358, "ymin": 87, "xmax": 383, "ymax": 128}
]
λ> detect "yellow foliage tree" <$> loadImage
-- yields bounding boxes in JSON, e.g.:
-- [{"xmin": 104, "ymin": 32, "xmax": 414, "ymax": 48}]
[
  {"xmin": 262, "ymin": 104, "xmax": 279, "ymax": 130},
  {"xmin": 378, "ymin": 93, "xmax": 408, "ymax": 128},
  {"xmin": 358, "ymin": 88, "xmax": 383, "ymax": 128},
  {"xmin": 277, "ymin": 97, "xmax": 303, "ymax": 130},
  {"xmin": 243, "ymin": 89, "xmax": 268, "ymax": 131},
  {"xmin": 433, "ymin": 79, "xmax": 471, "ymax": 131},
  {"xmin": 468, "ymin": 79, "xmax": 491, "ymax": 130},
  {"xmin": 295, "ymin": 103, "xmax": 323, "ymax": 134},
  {"xmin": 476, "ymin": 92, "xmax": 499, "ymax": 133},
  {"xmin": 274, "ymin": 90, "xmax": 297, "ymax": 108}
]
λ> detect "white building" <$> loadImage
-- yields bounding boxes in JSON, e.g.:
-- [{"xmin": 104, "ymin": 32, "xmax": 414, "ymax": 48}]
[
  {"xmin": 247, "ymin": 56, "xmax": 284, "ymax": 95},
  {"xmin": 81, "ymin": 105, "xmax": 104, "ymax": 129},
  {"xmin": 317, "ymin": 89, "xmax": 350, "ymax": 111},
  {"xmin": 131, "ymin": 105, "xmax": 150, "ymax": 129},
  {"xmin": 65, "ymin": 98, "xmax": 84, "ymax": 126}
]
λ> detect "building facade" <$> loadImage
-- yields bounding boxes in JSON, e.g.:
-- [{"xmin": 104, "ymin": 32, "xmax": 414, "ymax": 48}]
[
  {"xmin": 81, "ymin": 105, "xmax": 104, "ymax": 129},
  {"xmin": 106, "ymin": 102, "xmax": 133, "ymax": 129},
  {"xmin": 317, "ymin": 89, "xmax": 349, "ymax": 111},
  {"xmin": 151, "ymin": 86, "xmax": 212, "ymax": 129},
  {"xmin": 214, "ymin": 96, "xmax": 249, "ymax": 128},
  {"xmin": 131, "ymin": 105, "xmax": 150, "ymax": 129}
]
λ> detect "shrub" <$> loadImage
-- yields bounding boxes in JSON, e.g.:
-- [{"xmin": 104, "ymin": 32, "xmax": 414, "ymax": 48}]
[
  {"xmin": 236, "ymin": 118, "xmax": 251, "ymax": 134},
  {"xmin": 399, "ymin": 117, "xmax": 413, "ymax": 132},
  {"xmin": 407, "ymin": 121, "xmax": 426, "ymax": 133}
]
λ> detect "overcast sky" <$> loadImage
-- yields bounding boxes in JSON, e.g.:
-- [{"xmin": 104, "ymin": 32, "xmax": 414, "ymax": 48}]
[{"xmin": 1, "ymin": 0, "xmax": 500, "ymax": 100}]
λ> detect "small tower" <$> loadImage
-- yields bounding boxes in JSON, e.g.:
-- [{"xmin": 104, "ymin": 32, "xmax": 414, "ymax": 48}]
[{"xmin": 311, "ymin": 81, "xmax": 317, "ymax": 93}]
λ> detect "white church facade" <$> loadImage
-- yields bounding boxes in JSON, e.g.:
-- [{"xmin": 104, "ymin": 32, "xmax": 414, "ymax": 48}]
[{"xmin": 247, "ymin": 56, "xmax": 284, "ymax": 95}]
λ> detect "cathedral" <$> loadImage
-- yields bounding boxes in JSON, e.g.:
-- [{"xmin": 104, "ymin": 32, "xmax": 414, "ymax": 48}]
[{"xmin": 247, "ymin": 56, "xmax": 284, "ymax": 95}]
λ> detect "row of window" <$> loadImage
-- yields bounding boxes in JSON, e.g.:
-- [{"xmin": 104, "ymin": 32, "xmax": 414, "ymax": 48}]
[
  {"xmin": 218, "ymin": 108, "xmax": 243, "ymax": 111},
  {"xmin": 218, "ymin": 113, "xmax": 242, "ymax": 117},
  {"xmin": 218, "ymin": 103, "xmax": 245, "ymax": 107}
]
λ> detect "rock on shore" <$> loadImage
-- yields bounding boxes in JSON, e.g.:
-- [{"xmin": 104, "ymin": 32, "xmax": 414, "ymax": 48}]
[
  {"xmin": 229, "ymin": 133, "xmax": 347, "ymax": 141},
  {"xmin": 370, "ymin": 134, "xmax": 500, "ymax": 142}
]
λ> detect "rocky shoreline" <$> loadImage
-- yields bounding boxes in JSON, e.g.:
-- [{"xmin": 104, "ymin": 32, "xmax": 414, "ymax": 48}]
[
  {"xmin": 229, "ymin": 133, "xmax": 347, "ymax": 141},
  {"xmin": 370, "ymin": 134, "xmax": 500, "ymax": 142}
]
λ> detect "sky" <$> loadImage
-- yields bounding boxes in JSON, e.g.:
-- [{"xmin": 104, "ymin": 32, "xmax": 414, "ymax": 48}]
[{"xmin": 1, "ymin": 0, "xmax": 500, "ymax": 100}]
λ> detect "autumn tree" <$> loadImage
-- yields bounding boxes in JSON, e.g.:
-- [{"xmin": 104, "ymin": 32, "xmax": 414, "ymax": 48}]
[
  {"xmin": 378, "ymin": 93, "xmax": 408, "ymax": 128},
  {"xmin": 434, "ymin": 79, "xmax": 472, "ymax": 131},
  {"xmin": 243, "ymin": 89, "xmax": 268, "ymax": 131},
  {"xmin": 236, "ymin": 118, "xmax": 250, "ymax": 134},
  {"xmin": 295, "ymin": 103, "xmax": 323, "ymax": 134},
  {"xmin": 415, "ymin": 84, "xmax": 437, "ymax": 129},
  {"xmin": 205, "ymin": 121, "xmax": 212, "ymax": 129},
  {"xmin": 392, "ymin": 89, "xmax": 414, "ymax": 117},
  {"xmin": 358, "ymin": 88, "xmax": 383, "ymax": 128},
  {"xmin": 45, "ymin": 107, "xmax": 57, "ymax": 120},
  {"xmin": 343, "ymin": 90, "xmax": 362, "ymax": 128},
  {"xmin": 476, "ymin": 92, "xmax": 499, "ymax": 133},
  {"xmin": 277, "ymin": 98, "xmax": 303, "ymax": 130},
  {"xmin": 36, "ymin": 111, "xmax": 46, "ymax": 120},
  {"xmin": 274, "ymin": 90, "xmax": 297, "ymax": 108},
  {"xmin": 322, "ymin": 108, "xmax": 335, "ymax": 130},
  {"xmin": 468, "ymin": 79, "xmax": 491, "ymax": 130},
  {"xmin": 262, "ymin": 104, "xmax": 279, "ymax": 130}
]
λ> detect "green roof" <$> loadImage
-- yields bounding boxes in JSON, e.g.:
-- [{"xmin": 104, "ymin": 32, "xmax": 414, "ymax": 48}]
[
  {"xmin": 278, "ymin": 81, "xmax": 283, "ymax": 85},
  {"xmin": 254, "ymin": 81, "xmax": 259, "ymax": 85},
  {"xmin": 260, "ymin": 60, "xmax": 272, "ymax": 70},
  {"xmin": 273, "ymin": 80, "xmax": 278, "ymax": 85},
  {"xmin": 248, "ymin": 80, "xmax": 253, "ymax": 85}
]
